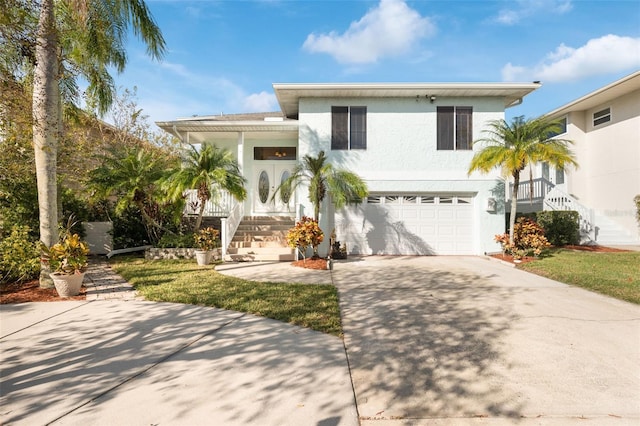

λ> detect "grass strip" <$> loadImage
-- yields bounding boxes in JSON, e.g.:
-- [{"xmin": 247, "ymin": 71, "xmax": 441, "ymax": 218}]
[
  {"xmin": 518, "ymin": 249, "xmax": 640, "ymax": 304},
  {"xmin": 110, "ymin": 257, "xmax": 342, "ymax": 336}
]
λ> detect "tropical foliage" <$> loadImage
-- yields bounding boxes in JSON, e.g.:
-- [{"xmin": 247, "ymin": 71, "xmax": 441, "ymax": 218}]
[
  {"xmin": 162, "ymin": 145, "xmax": 247, "ymax": 230},
  {"xmin": 0, "ymin": 225, "xmax": 40, "ymax": 284},
  {"xmin": 495, "ymin": 217, "xmax": 551, "ymax": 260},
  {"xmin": 274, "ymin": 151, "xmax": 368, "ymax": 220},
  {"xmin": 286, "ymin": 216, "xmax": 324, "ymax": 259},
  {"xmin": 194, "ymin": 227, "xmax": 220, "ymax": 251},
  {"xmin": 89, "ymin": 146, "xmax": 179, "ymax": 245},
  {"xmin": 468, "ymin": 116, "xmax": 578, "ymax": 243},
  {"xmin": 41, "ymin": 233, "xmax": 90, "ymax": 275}
]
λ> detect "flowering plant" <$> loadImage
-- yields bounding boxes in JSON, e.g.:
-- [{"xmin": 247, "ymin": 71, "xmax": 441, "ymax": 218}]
[
  {"xmin": 286, "ymin": 216, "xmax": 324, "ymax": 259},
  {"xmin": 194, "ymin": 227, "xmax": 220, "ymax": 251},
  {"xmin": 495, "ymin": 217, "xmax": 551, "ymax": 260}
]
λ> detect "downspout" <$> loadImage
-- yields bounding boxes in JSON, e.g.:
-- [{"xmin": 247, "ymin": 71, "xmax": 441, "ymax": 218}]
[{"xmin": 506, "ymin": 97, "xmax": 523, "ymax": 108}]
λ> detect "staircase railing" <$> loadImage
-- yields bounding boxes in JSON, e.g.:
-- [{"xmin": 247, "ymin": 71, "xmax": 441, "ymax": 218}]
[
  {"xmin": 220, "ymin": 198, "xmax": 244, "ymax": 257},
  {"xmin": 510, "ymin": 177, "xmax": 554, "ymax": 202},
  {"xmin": 543, "ymin": 187, "xmax": 595, "ymax": 242}
]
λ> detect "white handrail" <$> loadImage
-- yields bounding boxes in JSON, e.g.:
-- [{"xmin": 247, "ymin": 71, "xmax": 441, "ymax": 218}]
[
  {"xmin": 543, "ymin": 187, "xmax": 595, "ymax": 240},
  {"xmin": 510, "ymin": 177, "xmax": 554, "ymax": 201},
  {"xmin": 183, "ymin": 189, "xmax": 233, "ymax": 217},
  {"xmin": 220, "ymin": 198, "xmax": 244, "ymax": 257}
]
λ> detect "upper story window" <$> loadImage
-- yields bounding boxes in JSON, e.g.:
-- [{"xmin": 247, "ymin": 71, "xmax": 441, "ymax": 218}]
[
  {"xmin": 593, "ymin": 107, "xmax": 611, "ymax": 126},
  {"xmin": 437, "ymin": 106, "xmax": 472, "ymax": 150},
  {"xmin": 332, "ymin": 106, "xmax": 367, "ymax": 150}
]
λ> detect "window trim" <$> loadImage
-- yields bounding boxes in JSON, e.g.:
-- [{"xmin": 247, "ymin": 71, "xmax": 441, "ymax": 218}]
[{"xmin": 331, "ymin": 106, "xmax": 367, "ymax": 150}]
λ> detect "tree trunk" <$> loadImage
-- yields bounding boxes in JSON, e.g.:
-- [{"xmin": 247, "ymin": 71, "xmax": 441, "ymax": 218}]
[
  {"xmin": 33, "ymin": 0, "xmax": 59, "ymax": 288},
  {"xmin": 195, "ymin": 198, "xmax": 206, "ymax": 231},
  {"xmin": 509, "ymin": 172, "xmax": 520, "ymax": 244}
]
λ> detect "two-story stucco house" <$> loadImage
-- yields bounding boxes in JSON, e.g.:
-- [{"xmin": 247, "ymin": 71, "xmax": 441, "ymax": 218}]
[
  {"xmin": 157, "ymin": 82, "xmax": 540, "ymax": 259},
  {"xmin": 513, "ymin": 71, "xmax": 640, "ymax": 246}
]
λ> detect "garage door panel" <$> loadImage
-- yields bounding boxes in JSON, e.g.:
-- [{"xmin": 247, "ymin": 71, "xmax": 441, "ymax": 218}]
[{"xmin": 337, "ymin": 194, "xmax": 475, "ymax": 255}]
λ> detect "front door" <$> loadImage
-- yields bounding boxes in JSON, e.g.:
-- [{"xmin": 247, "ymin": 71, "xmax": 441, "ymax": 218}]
[{"xmin": 254, "ymin": 163, "xmax": 295, "ymax": 214}]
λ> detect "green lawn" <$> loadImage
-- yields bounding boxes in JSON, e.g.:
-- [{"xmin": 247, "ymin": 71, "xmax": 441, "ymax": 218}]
[
  {"xmin": 518, "ymin": 249, "xmax": 640, "ymax": 304},
  {"xmin": 110, "ymin": 257, "xmax": 342, "ymax": 336}
]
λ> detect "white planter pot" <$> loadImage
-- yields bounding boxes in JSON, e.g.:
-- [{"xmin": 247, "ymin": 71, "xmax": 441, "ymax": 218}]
[
  {"xmin": 51, "ymin": 272, "xmax": 85, "ymax": 297},
  {"xmin": 195, "ymin": 250, "xmax": 213, "ymax": 266}
]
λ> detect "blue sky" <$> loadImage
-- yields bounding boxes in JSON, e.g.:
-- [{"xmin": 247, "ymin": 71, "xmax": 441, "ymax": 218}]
[{"xmin": 110, "ymin": 0, "xmax": 640, "ymax": 124}]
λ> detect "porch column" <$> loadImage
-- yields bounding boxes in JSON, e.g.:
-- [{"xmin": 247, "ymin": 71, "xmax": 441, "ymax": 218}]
[{"xmin": 237, "ymin": 132, "xmax": 244, "ymax": 173}]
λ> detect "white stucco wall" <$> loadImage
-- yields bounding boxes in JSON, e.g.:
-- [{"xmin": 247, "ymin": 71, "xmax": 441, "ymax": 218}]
[{"xmin": 296, "ymin": 96, "xmax": 507, "ymax": 255}]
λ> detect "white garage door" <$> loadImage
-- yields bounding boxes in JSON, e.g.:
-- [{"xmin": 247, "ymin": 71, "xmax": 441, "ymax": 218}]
[{"xmin": 336, "ymin": 194, "xmax": 474, "ymax": 255}]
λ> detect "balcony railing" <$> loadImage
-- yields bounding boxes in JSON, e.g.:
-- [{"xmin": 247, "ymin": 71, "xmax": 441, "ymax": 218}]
[
  {"xmin": 509, "ymin": 177, "xmax": 554, "ymax": 202},
  {"xmin": 183, "ymin": 189, "xmax": 234, "ymax": 217}
]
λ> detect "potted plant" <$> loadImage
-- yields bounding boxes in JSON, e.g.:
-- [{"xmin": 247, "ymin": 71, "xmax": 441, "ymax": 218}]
[
  {"xmin": 41, "ymin": 232, "xmax": 90, "ymax": 297},
  {"xmin": 193, "ymin": 227, "xmax": 219, "ymax": 266}
]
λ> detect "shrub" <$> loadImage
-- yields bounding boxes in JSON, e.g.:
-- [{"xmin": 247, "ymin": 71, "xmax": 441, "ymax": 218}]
[
  {"xmin": 536, "ymin": 210, "xmax": 580, "ymax": 246},
  {"xmin": 495, "ymin": 217, "xmax": 551, "ymax": 259},
  {"xmin": 194, "ymin": 227, "xmax": 220, "ymax": 250},
  {"xmin": 0, "ymin": 225, "xmax": 40, "ymax": 284},
  {"xmin": 286, "ymin": 216, "xmax": 324, "ymax": 259},
  {"xmin": 157, "ymin": 232, "xmax": 196, "ymax": 248},
  {"xmin": 635, "ymin": 195, "xmax": 640, "ymax": 226}
]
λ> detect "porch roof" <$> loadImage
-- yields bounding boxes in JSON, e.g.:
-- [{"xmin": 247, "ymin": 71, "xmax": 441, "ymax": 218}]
[
  {"xmin": 156, "ymin": 112, "xmax": 299, "ymax": 143},
  {"xmin": 273, "ymin": 82, "xmax": 542, "ymax": 118}
]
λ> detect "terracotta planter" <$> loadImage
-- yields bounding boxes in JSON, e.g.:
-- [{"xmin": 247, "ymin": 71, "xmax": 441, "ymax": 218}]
[
  {"xmin": 195, "ymin": 250, "xmax": 213, "ymax": 266},
  {"xmin": 51, "ymin": 272, "xmax": 85, "ymax": 297}
]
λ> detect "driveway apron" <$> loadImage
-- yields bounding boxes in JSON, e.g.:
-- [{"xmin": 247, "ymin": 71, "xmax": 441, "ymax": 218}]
[{"xmin": 331, "ymin": 256, "xmax": 640, "ymax": 425}]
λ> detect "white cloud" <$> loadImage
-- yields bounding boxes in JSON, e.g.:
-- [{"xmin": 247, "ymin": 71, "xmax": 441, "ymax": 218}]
[
  {"xmin": 242, "ymin": 91, "xmax": 278, "ymax": 112},
  {"xmin": 502, "ymin": 34, "xmax": 640, "ymax": 82},
  {"xmin": 495, "ymin": 0, "xmax": 573, "ymax": 25},
  {"xmin": 302, "ymin": 0, "xmax": 435, "ymax": 64}
]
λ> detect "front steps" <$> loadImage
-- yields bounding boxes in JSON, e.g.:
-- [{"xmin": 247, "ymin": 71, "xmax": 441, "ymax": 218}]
[
  {"xmin": 590, "ymin": 213, "xmax": 640, "ymax": 246},
  {"xmin": 225, "ymin": 216, "xmax": 296, "ymax": 262}
]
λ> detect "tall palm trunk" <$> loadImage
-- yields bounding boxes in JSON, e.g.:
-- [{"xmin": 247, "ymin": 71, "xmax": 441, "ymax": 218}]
[
  {"xmin": 510, "ymin": 171, "xmax": 520, "ymax": 244},
  {"xmin": 33, "ymin": 0, "xmax": 59, "ymax": 288}
]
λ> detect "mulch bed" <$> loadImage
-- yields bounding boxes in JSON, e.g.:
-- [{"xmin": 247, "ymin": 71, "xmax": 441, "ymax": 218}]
[
  {"xmin": 0, "ymin": 280, "xmax": 87, "ymax": 304},
  {"xmin": 490, "ymin": 244, "xmax": 631, "ymax": 265},
  {"xmin": 291, "ymin": 257, "xmax": 329, "ymax": 270}
]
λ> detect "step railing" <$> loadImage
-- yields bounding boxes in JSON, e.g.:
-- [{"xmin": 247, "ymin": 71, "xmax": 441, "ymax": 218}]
[
  {"xmin": 543, "ymin": 187, "xmax": 595, "ymax": 241},
  {"xmin": 510, "ymin": 177, "xmax": 554, "ymax": 202},
  {"xmin": 220, "ymin": 198, "xmax": 244, "ymax": 257}
]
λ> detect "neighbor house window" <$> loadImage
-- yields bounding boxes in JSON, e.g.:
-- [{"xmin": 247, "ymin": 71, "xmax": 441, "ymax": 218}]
[
  {"xmin": 593, "ymin": 107, "xmax": 611, "ymax": 126},
  {"xmin": 548, "ymin": 116, "xmax": 567, "ymax": 137},
  {"xmin": 437, "ymin": 106, "xmax": 472, "ymax": 150},
  {"xmin": 332, "ymin": 106, "xmax": 367, "ymax": 150}
]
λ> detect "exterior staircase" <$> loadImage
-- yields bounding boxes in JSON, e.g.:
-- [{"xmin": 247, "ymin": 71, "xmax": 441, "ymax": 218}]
[
  {"xmin": 543, "ymin": 187, "xmax": 640, "ymax": 246},
  {"xmin": 225, "ymin": 216, "xmax": 296, "ymax": 262}
]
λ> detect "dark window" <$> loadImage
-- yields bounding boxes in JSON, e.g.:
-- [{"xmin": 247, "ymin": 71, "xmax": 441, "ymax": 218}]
[
  {"xmin": 253, "ymin": 147, "xmax": 297, "ymax": 160},
  {"xmin": 593, "ymin": 107, "xmax": 611, "ymax": 126},
  {"xmin": 332, "ymin": 106, "xmax": 367, "ymax": 150},
  {"xmin": 437, "ymin": 106, "xmax": 472, "ymax": 150},
  {"xmin": 331, "ymin": 107, "xmax": 348, "ymax": 150}
]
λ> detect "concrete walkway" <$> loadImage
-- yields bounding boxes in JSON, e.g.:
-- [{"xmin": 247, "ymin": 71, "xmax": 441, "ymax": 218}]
[
  {"xmin": 2, "ymin": 256, "xmax": 639, "ymax": 425},
  {"xmin": 0, "ymin": 259, "xmax": 357, "ymax": 426}
]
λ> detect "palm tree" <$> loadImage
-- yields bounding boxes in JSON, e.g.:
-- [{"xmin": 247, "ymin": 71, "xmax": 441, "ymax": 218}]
[
  {"xmin": 468, "ymin": 116, "xmax": 578, "ymax": 244},
  {"xmin": 31, "ymin": 0, "xmax": 165, "ymax": 287},
  {"xmin": 274, "ymin": 151, "xmax": 369, "ymax": 221},
  {"xmin": 163, "ymin": 145, "xmax": 247, "ymax": 231},
  {"xmin": 89, "ymin": 146, "xmax": 172, "ymax": 244}
]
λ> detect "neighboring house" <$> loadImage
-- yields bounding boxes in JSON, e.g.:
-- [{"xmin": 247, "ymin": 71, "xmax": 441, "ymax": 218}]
[
  {"xmin": 157, "ymin": 82, "xmax": 540, "ymax": 259},
  {"xmin": 514, "ymin": 71, "xmax": 640, "ymax": 245}
]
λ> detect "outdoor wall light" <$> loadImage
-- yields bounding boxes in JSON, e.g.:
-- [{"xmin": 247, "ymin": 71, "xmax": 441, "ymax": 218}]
[{"xmin": 430, "ymin": 95, "xmax": 436, "ymax": 103}]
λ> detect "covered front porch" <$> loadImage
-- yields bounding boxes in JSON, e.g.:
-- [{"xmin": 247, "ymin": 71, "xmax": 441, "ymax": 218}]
[{"xmin": 156, "ymin": 113, "xmax": 302, "ymax": 259}]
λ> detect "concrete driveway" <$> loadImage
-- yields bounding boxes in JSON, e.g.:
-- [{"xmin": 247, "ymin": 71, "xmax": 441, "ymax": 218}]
[{"xmin": 331, "ymin": 256, "xmax": 640, "ymax": 425}]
